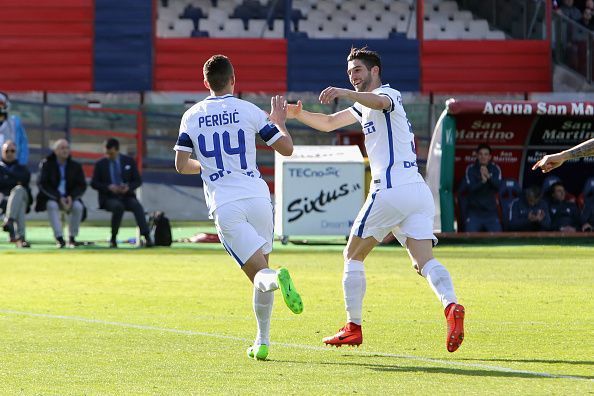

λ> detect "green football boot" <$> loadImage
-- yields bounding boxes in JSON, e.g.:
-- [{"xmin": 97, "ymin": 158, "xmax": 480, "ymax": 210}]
[
  {"xmin": 277, "ymin": 267, "xmax": 303, "ymax": 314},
  {"xmin": 246, "ymin": 344, "xmax": 269, "ymax": 360}
]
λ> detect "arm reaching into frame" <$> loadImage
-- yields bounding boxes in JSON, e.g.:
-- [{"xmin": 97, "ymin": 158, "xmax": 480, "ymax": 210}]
[{"xmin": 532, "ymin": 138, "xmax": 594, "ymax": 173}]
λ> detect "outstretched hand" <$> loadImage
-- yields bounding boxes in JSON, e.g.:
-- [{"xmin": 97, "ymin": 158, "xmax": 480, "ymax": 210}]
[
  {"xmin": 319, "ymin": 86, "xmax": 351, "ymax": 104},
  {"xmin": 286, "ymin": 100, "xmax": 303, "ymax": 119},
  {"xmin": 268, "ymin": 95, "xmax": 287, "ymax": 126},
  {"xmin": 532, "ymin": 153, "xmax": 566, "ymax": 173}
]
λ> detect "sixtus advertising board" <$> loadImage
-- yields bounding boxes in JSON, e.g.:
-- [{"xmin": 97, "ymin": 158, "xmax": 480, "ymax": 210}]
[
  {"xmin": 448, "ymin": 101, "xmax": 594, "ymax": 195},
  {"xmin": 274, "ymin": 146, "xmax": 365, "ymax": 239}
]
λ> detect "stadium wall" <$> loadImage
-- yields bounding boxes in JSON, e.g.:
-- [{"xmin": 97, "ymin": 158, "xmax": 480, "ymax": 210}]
[
  {"xmin": 421, "ymin": 40, "xmax": 552, "ymax": 93},
  {"xmin": 154, "ymin": 38, "xmax": 287, "ymax": 92},
  {"xmin": 0, "ymin": 0, "xmax": 94, "ymax": 91},
  {"xmin": 94, "ymin": 0, "xmax": 153, "ymax": 91},
  {"xmin": 287, "ymin": 37, "xmax": 420, "ymax": 92}
]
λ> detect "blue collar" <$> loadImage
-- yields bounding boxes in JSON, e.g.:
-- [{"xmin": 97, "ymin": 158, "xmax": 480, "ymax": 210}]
[{"xmin": 206, "ymin": 94, "xmax": 234, "ymax": 101}]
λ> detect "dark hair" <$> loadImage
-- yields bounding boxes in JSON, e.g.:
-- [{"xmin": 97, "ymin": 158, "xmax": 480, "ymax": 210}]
[
  {"xmin": 104, "ymin": 138, "xmax": 120, "ymax": 150},
  {"xmin": 476, "ymin": 143, "xmax": 492, "ymax": 154},
  {"xmin": 203, "ymin": 55, "xmax": 234, "ymax": 92},
  {"xmin": 347, "ymin": 47, "xmax": 382, "ymax": 76},
  {"xmin": 525, "ymin": 185, "xmax": 541, "ymax": 199},
  {"xmin": 550, "ymin": 181, "xmax": 564, "ymax": 193}
]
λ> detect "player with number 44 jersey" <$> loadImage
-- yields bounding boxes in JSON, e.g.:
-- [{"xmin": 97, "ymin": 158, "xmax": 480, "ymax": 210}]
[{"xmin": 174, "ymin": 55, "xmax": 303, "ymax": 361}]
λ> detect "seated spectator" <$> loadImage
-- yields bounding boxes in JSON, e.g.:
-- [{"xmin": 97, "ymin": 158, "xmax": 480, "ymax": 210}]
[
  {"xmin": 36, "ymin": 139, "xmax": 87, "ymax": 248},
  {"xmin": 0, "ymin": 92, "xmax": 29, "ymax": 166},
  {"xmin": 548, "ymin": 182, "xmax": 580, "ymax": 232},
  {"xmin": 580, "ymin": 7, "xmax": 594, "ymax": 28},
  {"xmin": 463, "ymin": 144, "xmax": 502, "ymax": 232},
  {"xmin": 0, "ymin": 140, "xmax": 31, "ymax": 247},
  {"xmin": 559, "ymin": 0, "xmax": 583, "ymax": 21},
  {"xmin": 580, "ymin": 196, "xmax": 594, "ymax": 231},
  {"xmin": 508, "ymin": 186, "xmax": 551, "ymax": 231},
  {"xmin": 91, "ymin": 138, "xmax": 153, "ymax": 248}
]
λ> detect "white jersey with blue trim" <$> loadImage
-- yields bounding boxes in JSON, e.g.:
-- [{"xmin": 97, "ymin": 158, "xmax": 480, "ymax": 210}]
[
  {"xmin": 174, "ymin": 94, "xmax": 282, "ymax": 214},
  {"xmin": 348, "ymin": 84, "xmax": 424, "ymax": 191}
]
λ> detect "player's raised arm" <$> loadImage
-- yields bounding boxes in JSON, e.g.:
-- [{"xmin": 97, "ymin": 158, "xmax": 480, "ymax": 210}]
[
  {"xmin": 532, "ymin": 137, "xmax": 594, "ymax": 173},
  {"xmin": 287, "ymin": 99, "xmax": 357, "ymax": 132},
  {"xmin": 266, "ymin": 95, "xmax": 294, "ymax": 156},
  {"xmin": 319, "ymin": 86, "xmax": 391, "ymax": 111},
  {"xmin": 174, "ymin": 150, "xmax": 201, "ymax": 174}
]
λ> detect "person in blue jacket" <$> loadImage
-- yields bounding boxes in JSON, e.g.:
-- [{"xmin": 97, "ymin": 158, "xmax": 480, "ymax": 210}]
[
  {"xmin": 0, "ymin": 92, "xmax": 29, "ymax": 166},
  {"xmin": 508, "ymin": 185, "xmax": 551, "ymax": 231},
  {"xmin": 463, "ymin": 144, "xmax": 502, "ymax": 232},
  {"xmin": 548, "ymin": 182, "xmax": 580, "ymax": 232}
]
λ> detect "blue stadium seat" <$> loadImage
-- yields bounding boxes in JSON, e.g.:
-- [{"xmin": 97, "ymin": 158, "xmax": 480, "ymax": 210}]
[
  {"xmin": 499, "ymin": 178, "xmax": 521, "ymax": 217},
  {"xmin": 582, "ymin": 177, "xmax": 594, "ymax": 202},
  {"xmin": 542, "ymin": 174, "xmax": 561, "ymax": 198},
  {"xmin": 181, "ymin": 5, "xmax": 206, "ymax": 30}
]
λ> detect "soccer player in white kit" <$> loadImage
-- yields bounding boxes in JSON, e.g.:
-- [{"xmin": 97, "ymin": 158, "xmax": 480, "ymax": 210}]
[
  {"xmin": 174, "ymin": 55, "xmax": 303, "ymax": 360},
  {"xmin": 287, "ymin": 48, "xmax": 465, "ymax": 352}
]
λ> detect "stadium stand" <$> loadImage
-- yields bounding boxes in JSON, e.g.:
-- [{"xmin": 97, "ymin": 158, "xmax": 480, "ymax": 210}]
[
  {"xmin": 155, "ymin": 0, "xmax": 505, "ymax": 40},
  {"xmin": 154, "ymin": 38, "xmax": 287, "ymax": 92},
  {"xmin": 0, "ymin": 0, "xmax": 94, "ymax": 91},
  {"xmin": 94, "ymin": 0, "xmax": 153, "ymax": 91}
]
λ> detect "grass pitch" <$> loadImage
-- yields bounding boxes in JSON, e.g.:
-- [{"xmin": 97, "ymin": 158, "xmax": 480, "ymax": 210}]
[{"xmin": 0, "ymin": 230, "xmax": 592, "ymax": 394}]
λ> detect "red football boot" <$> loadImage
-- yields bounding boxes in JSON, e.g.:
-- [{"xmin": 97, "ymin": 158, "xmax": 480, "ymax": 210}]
[
  {"xmin": 445, "ymin": 303, "xmax": 465, "ymax": 352},
  {"xmin": 322, "ymin": 322, "xmax": 362, "ymax": 347}
]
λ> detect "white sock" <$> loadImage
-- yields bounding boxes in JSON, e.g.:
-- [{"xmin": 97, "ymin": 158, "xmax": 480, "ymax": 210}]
[
  {"xmin": 343, "ymin": 259, "xmax": 366, "ymax": 325},
  {"xmin": 253, "ymin": 287, "xmax": 274, "ymax": 346},
  {"xmin": 421, "ymin": 259, "xmax": 458, "ymax": 308},
  {"xmin": 254, "ymin": 268, "xmax": 279, "ymax": 292}
]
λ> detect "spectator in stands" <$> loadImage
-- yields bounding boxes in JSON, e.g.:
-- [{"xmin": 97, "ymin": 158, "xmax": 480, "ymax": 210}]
[
  {"xmin": 0, "ymin": 92, "xmax": 29, "ymax": 166},
  {"xmin": 548, "ymin": 182, "xmax": 580, "ymax": 232},
  {"xmin": 0, "ymin": 140, "xmax": 31, "ymax": 247},
  {"xmin": 580, "ymin": 198, "xmax": 594, "ymax": 231},
  {"xmin": 36, "ymin": 139, "xmax": 87, "ymax": 248},
  {"xmin": 91, "ymin": 138, "xmax": 153, "ymax": 248},
  {"xmin": 580, "ymin": 7, "xmax": 594, "ymax": 28},
  {"xmin": 508, "ymin": 185, "xmax": 551, "ymax": 231},
  {"xmin": 559, "ymin": 0, "xmax": 583, "ymax": 21},
  {"xmin": 463, "ymin": 144, "xmax": 502, "ymax": 232}
]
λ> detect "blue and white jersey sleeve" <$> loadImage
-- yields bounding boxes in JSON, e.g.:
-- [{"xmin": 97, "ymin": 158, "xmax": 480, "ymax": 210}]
[
  {"xmin": 348, "ymin": 102, "xmax": 363, "ymax": 123},
  {"xmin": 375, "ymin": 87, "xmax": 396, "ymax": 113},
  {"xmin": 174, "ymin": 113, "xmax": 194, "ymax": 153},
  {"xmin": 254, "ymin": 108, "xmax": 282, "ymax": 146}
]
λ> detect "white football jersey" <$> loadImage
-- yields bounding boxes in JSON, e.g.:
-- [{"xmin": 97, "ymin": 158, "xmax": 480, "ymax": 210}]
[
  {"xmin": 174, "ymin": 94, "xmax": 282, "ymax": 214},
  {"xmin": 348, "ymin": 84, "xmax": 424, "ymax": 191}
]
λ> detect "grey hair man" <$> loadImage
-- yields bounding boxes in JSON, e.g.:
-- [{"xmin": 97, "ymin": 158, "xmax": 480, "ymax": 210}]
[{"xmin": 35, "ymin": 139, "xmax": 87, "ymax": 248}]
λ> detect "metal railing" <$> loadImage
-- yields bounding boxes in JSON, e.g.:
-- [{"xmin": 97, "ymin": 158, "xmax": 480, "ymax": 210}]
[{"xmin": 552, "ymin": 12, "xmax": 593, "ymax": 83}]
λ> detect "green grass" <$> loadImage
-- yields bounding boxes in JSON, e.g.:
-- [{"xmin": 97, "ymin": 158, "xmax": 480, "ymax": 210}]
[{"xmin": 0, "ymin": 231, "xmax": 593, "ymax": 394}]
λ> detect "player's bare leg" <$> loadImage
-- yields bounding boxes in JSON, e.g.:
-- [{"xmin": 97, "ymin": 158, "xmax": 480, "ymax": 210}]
[
  {"xmin": 243, "ymin": 250, "xmax": 303, "ymax": 360},
  {"xmin": 323, "ymin": 234, "xmax": 377, "ymax": 347},
  {"xmin": 407, "ymin": 238, "xmax": 465, "ymax": 352}
]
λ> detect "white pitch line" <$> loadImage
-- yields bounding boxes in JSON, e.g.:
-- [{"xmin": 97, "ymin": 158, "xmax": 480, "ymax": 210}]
[{"xmin": 0, "ymin": 309, "xmax": 591, "ymax": 383}]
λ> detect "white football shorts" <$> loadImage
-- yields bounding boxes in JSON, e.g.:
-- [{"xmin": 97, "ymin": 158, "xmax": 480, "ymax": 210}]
[
  {"xmin": 212, "ymin": 197, "xmax": 274, "ymax": 267},
  {"xmin": 351, "ymin": 182, "xmax": 438, "ymax": 247}
]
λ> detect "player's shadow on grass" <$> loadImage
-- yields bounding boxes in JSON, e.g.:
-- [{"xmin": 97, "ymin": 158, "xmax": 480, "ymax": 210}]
[
  {"xmin": 270, "ymin": 359, "xmax": 594, "ymax": 380},
  {"xmin": 458, "ymin": 357, "xmax": 594, "ymax": 366}
]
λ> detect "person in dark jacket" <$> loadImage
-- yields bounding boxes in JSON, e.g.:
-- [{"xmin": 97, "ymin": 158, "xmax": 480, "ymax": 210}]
[
  {"xmin": 36, "ymin": 139, "xmax": 87, "ymax": 248},
  {"xmin": 580, "ymin": 197, "xmax": 594, "ymax": 231},
  {"xmin": 548, "ymin": 182, "xmax": 580, "ymax": 232},
  {"xmin": 463, "ymin": 144, "xmax": 502, "ymax": 232},
  {"xmin": 508, "ymin": 185, "xmax": 551, "ymax": 231},
  {"xmin": 91, "ymin": 138, "xmax": 152, "ymax": 248},
  {"xmin": 0, "ymin": 140, "xmax": 31, "ymax": 247}
]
